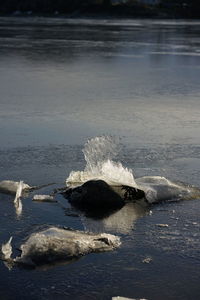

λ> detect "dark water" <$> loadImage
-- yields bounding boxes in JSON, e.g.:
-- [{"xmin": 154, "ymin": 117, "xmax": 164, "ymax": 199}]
[{"xmin": 0, "ymin": 17, "xmax": 200, "ymax": 300}]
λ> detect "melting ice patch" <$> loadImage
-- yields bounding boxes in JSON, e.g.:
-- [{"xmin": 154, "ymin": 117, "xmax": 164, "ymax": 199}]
[
  {"xmin": 1, "ymin": 227, "xmax": 121, "ymax": 268},
  {"xmin": 135, "ymin": 176, "xmax": 200, "ymax": 203},
  {"xmin": 0, "ymin": 180, "xmax": 31, "ymax": 194}
]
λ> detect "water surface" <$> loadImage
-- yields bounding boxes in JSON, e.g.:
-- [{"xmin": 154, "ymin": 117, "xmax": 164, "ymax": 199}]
[{"xmin": 0, "ymin": 17, "xmax": 200, "ymax": 300}]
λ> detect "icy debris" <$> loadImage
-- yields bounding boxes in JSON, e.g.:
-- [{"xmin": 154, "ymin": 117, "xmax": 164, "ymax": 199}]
[
  {"xmin": 2, "ymin": 227, "xmax": 121, "ymax": 268},
  {"xmin": 0, "ymin": 180, "xmax": 31, "ymax": 194},
  {"xmin": 32, "ymin": 195, "xmax": 56, "ymax": 202},
  {"xmin": 156, "ymin": 224, "xmax": 169, "ymax": 228},
  {"xmin": 1, "ymin": 237, "xmax": 13, "ymax": 260},
  {"xmin": 112, "ymin": 297, "xmax": 135, "ymax": 300},
  {"xmin": 14, "ymin": 181, "xmax": 23, "ymax": 204},
  {"xmin": 14, "ymin": 198, "xmax": 22, "ymax": 218},
  {"xmin": 14, "ymin": 181, "xmax": 23, "ymax": 218},
  {"xmin": 112, "ymin": 297, "xmax": 148, "ymax": 300},
  {"xmin": 142, "ymin": 257, "xmax": 153, "ymax": 264}
]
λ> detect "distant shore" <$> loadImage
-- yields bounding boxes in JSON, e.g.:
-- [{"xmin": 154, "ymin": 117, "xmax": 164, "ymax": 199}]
[
  {"xmin": 0, "ymin": 4, "xmax": 199, "ymax": 19},
  {"xmin": 0, "ymin": 13, "xmax": 199, "ymax": 20}
]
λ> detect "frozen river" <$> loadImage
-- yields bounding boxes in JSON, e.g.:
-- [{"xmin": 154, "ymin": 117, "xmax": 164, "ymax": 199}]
[{"xmin": 0, "ymin": 17, "xmax": 200, "ymax": 300}]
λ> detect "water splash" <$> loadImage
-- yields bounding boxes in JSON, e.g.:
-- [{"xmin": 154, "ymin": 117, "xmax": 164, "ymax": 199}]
[
  {"xmin": 66, "ymin": 136, "xmax": 137, "ymax": 187},
  {"xmin": 83, "ymin": 136, "xmax": 119, "ymax": 173}
]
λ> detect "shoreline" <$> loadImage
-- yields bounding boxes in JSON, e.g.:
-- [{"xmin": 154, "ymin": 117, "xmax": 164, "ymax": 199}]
[
  {"xmin": 0, "ymin": 7, "xmax": 199, "ymax": 20},
  {"xmin": 0, "ymin": 13, "xmax": 199, "ymax": 20}
]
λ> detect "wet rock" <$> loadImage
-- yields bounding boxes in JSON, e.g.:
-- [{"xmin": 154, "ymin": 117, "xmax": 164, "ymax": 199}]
[
  {"xmin": 65, "ymin": 180, "xmax": 124, "ymax": 208},
  {"xmin": 63, "ymin": 179, "xmax": 144, "ymax": 209}
]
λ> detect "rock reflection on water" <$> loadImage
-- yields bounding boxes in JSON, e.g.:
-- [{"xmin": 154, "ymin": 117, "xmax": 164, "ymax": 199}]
[{"xmin": 82, "ymin": 201, "xmax": 149, "ymax": 234}]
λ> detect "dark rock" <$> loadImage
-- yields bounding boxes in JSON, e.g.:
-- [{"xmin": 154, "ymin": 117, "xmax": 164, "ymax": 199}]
[
  {"xmin": 62, "ymin": 180, "xmax": 145, "ymax": 217},
  {"xmin": 66, "ymin": 180, "xmax": 124, "ymax": 209}
]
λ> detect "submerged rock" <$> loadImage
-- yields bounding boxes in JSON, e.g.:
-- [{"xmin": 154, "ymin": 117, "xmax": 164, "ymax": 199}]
[{"xmin": 1, "ymin": 226, "xmax": 121, "ymax": 268}]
